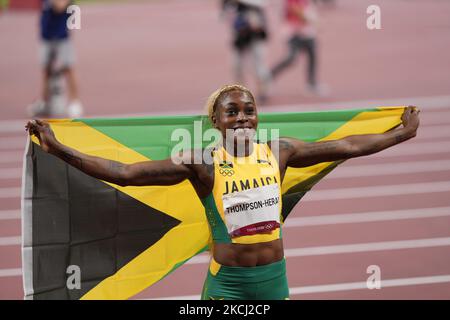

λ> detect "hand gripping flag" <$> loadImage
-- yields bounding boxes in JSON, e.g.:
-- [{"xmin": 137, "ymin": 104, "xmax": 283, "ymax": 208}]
[{"xmin": 22, "ymin": 107, "xmax": 406, "ymax": 299}]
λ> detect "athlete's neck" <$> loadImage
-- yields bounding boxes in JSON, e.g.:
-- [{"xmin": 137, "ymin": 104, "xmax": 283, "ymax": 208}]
[{"xmin": 223, "ymin": 138, "xmax": 253, "ymax": 157}]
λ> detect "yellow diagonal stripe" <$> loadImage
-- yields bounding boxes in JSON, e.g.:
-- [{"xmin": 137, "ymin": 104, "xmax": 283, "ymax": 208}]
[
  {"xmin": 282, "ymin": 107, "xmax": 405, "ymax": 193},
  {"xmin": 35, "ymin": 120, "xmax": 209, "ymax": 299}
]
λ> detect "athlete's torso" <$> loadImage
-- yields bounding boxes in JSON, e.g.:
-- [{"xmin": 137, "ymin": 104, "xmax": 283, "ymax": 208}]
[{"xmin": 196, "ymin": 142, "xmax": 285, "ymax": 267}]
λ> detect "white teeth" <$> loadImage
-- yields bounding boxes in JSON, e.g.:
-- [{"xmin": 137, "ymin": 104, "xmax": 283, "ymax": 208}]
[{"xmin": 233, "ymin": 128, "xmax": 256, "ymax": 139}]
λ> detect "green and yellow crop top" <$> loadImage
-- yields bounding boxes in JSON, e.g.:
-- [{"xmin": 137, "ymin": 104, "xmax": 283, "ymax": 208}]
[{"xmin": 201, "ymin": 142, "xmax": 282, "ymax": 245}]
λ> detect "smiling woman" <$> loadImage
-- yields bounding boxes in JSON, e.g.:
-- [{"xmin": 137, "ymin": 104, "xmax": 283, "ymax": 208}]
[
  {"xmin": 207, "ymin": 84, "xmax": 259, "ymax": 157},
  {"xmin": 26, "ymin": 84, "xmax": 420, "ymax": 300}
]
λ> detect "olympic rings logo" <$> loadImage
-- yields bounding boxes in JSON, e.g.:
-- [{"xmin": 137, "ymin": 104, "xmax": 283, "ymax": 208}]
[{"xmin": 219, "ymin": 168, "xmax": 234, "ymax": 177}]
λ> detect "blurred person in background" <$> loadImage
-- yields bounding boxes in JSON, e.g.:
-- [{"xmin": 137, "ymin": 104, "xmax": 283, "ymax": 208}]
[
  {"xmin": 221, "ymin": 0, "xmax": 272, "ymax": 103},
  {"xmin": 271, "ymin": 0, "xmax": 328, "ymax": 97},
  {"xmin": 313, "ymin": 0, "xmax": 337, "ymax": 8},
  {"xmin": 0, "ymin": 0, "xmax": 9, "ymax": 13},
  {"xmin": 29, "ymin": 0, "xmax": 83, "ymax": 118}
]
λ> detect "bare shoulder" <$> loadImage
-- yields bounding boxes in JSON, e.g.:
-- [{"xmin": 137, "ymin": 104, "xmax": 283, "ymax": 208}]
[
  {"xmin": 174, "ymin": 148, "xmax": 215, "ymax": 178},
  {"xmin": 174, "ymin": 148, "xmax": 215, "ymax": 198},
  {"xmin": 268, "ymin": 137, "xmax": 307, "ymax": 156}
]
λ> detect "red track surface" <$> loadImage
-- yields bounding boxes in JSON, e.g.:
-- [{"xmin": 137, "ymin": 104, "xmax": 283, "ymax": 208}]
[{"xmin": 1, "ymin": 0, "xmax": 450, "ymax": 300}]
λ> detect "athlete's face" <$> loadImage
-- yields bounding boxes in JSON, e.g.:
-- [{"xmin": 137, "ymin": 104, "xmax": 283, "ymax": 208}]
[{"xmin": 213, "ymin": 90, "xmax": 258, "ymax": 144}]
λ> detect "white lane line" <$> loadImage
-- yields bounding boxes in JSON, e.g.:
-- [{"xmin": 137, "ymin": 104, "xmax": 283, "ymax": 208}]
[
  {"xmin": 186, "ymin": 237, "xmax": 450, "ymax": 264},
  {"xmin": 370, "ymin": 141, "xmax": 450, "ymax": 158},
  {"xmin": 5, "ymin": 237, "xmax": 450, "ymax": 279},
  {"xmin": 0, "ymin": 236, "xmax": 21, "ymax": 246},
  {"xmin": 0, "ymin": 268, "xmax": 22, "ymax": 277},
  {"xmin": 421, "ymin": 111, "xmax": 450, "ymax": 125},
  {"xmin": 291, "ymin": 275, "xmax": 450, "ymax": 295},
  {"xmin": 2, "ymin": 180, "xmax": 450, "ymax": 202},
  {"xmin": 304, "ymin": 181, "xmax": 450, "ymax": 201},
  {"xmin": 5, "ymin": 234, "xmax": 450, "ymax": 258},
  {"xmin": 415, "ymin": 125, "xmax": 450, "ymax": 140},
  {"xmin": 148, "ymin": 274, "xmax": 450, "ymax": 300},
  {"xmin": 0, "ymin": 210, "xmax": 20, "ymax": 220},
  {"xmin": 1, "ymin": 95, "xmax": 450, "ymax": 133},
  {"xmin": 0, "ymin": 152, "xmax": 23, "ymax": 164},
  {"xmin": 1, "ymin": 204, "xmax": 448, "ymax": 226},
  {"xmin": 284, "ymin": 207, "xmax": 450, "ymax": 227},
  {"xmin": 3, "ymin": 205, "xmax": 450, "ymax": 226},
  {"xmin": 3, "ymin": 205, "xmax": 448, "ymax": 225},
  {"xmin": 327, "ymin": 159, "xmax": 450, "ymax": 178},
  {"xmin": 284, "ymin": 237, "xmax": 450, "ymax": 257},
  {"xmin": 1, "ymin": 204, "xmax": 447, "ymax": 226},
  {"xmin": 0, "ymin": 187, "xmax": 21, "ymax": 199},
  {"xmin": 3, "ymin": 159, "xmax": 450, "ymax": 182}
]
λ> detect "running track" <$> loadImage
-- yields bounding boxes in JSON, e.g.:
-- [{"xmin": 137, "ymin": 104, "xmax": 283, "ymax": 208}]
[{"xmin": 0, "ymin": 0, "xmax": 450, "ymax": 299}]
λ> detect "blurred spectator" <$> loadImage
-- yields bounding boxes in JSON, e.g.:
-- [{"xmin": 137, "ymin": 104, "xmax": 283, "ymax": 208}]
[
  {"xmin": 313, "ymin": 0, "xmax": 337, "ymax": 8},
  {"xmin": 221, "ymin": 0, "xmax": 271, "ymax": 103},
  {"xmin": 29, "ymin": 0, "xmax": 83, "ymax": 118},
  {"xmin": 0, "ymin": 0, "xmax": 8, "ymax": 13},
  {"xmin": 271, "ymin": 0, "xmax": 328, "ymax": 96}
]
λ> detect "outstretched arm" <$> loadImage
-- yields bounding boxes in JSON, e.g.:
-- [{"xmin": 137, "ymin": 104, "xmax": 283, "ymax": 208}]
[
  {"xmin": 278, "ymin": 106, "xmax": 420, "ymax": 168},
  {"xmin": 26, "ymin": 120, "xmax": 194, "ymax": 186}
]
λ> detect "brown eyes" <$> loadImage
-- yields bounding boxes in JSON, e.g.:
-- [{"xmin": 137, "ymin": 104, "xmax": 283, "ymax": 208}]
[{"xmin": 225, "ymin": 108, "xmax": 255, "ymax": 116}]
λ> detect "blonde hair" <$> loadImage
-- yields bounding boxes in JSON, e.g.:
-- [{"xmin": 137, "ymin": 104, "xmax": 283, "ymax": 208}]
[{"xmin": 205, "ymin": 84, "xmax": 255, "ymax": 126}]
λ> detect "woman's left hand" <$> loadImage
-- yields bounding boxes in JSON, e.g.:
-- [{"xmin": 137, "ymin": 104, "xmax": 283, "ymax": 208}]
[{"xmin": 401, "ymin": 106, "xmax": 420, "ymax": 136}]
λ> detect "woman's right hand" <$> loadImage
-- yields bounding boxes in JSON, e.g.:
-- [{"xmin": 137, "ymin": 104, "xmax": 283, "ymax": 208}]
[{"xmin": 25, "ymin": 119, "xmax": 59, "ymax": 153}]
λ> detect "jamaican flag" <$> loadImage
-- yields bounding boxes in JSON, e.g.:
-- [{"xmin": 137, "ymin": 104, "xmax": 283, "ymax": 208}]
[{"xmin": 22, "ymin": 107, "xmax": 406, "ymax": 299}]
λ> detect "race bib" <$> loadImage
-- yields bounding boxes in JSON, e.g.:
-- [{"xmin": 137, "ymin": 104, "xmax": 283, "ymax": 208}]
[{"xmin": 222, "ymin": 184, "xmax": 280, "ymax": 237}]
